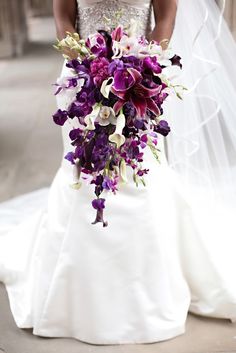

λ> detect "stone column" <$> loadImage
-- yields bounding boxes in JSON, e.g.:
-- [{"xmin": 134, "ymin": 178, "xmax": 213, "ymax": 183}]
[
  {"xmin": 0, "ymin": 0, "xmax": 28, "ymax": 58},
  {"xmin": 27, "ymin": 0, "xmax": 53, "ymax": 17}
]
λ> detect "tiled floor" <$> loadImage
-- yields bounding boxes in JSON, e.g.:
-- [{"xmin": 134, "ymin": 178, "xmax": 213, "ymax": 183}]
[{"xmin": 0, "ymin": 17, "xmax": 236, "ymax": 353}]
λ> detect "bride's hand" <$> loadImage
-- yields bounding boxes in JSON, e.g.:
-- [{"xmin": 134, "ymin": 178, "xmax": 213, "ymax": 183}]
[
  {"xmin": 53, "ymin": 0, "xmax": 77, "ymax": 40},
  {"xmin": 151, "ymin": 0, "xmax": 177, "ymax": 48}
]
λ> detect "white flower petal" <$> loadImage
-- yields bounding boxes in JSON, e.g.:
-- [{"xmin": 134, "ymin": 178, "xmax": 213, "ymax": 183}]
[
  {"xmin": 84, "ymin": 104, "xmax": 100, "ymax": 130},
  {"xmin": 100, "ymin": 77, "xmax": 114, "ymax": 98},
  {"xmin": 119, "ymin": 159, "xmax": 128, "ymax": 183},
  {"xmin": 108, "ymin": 112, "xmax": 126, "ymax": 148}
]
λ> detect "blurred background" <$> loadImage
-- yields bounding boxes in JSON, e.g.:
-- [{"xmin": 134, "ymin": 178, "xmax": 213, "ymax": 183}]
[
  {"xmin": 0, "ymin": 0, "xmax": 63, "ymax": 202},
  {"xmin": 0, "ymin": 0, "xmax": 235, "ymax": 202}
]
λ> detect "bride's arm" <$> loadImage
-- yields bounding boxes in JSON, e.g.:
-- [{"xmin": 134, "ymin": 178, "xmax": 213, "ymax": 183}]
[
  {"xmin": 150, "ymin": 0, "xmax": 177, "ymax": 48},
  {"xmin": 53, "ymin": 0, "xmax": 77, "ymax": 39}
]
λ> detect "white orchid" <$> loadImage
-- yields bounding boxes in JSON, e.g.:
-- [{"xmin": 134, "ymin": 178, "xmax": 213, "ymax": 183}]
[
  {"xmin": 97, "ymin": 106, "xmax": 117, "ymax": 126},
  {"xmin": 112, "ymin": 35, "xmax": 143, "ymax": 59},
  {"xmin": 109, "ymin": 112, "xmax": 126, "ymax": 148}
]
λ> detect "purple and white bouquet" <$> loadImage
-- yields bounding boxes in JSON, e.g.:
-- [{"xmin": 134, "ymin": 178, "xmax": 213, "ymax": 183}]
[{"xmin": 53, "ymin": 19, "xmax": 182, "ymax": 227}]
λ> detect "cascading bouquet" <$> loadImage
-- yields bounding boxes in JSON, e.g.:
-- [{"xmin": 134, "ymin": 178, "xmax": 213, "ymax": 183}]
[{"xmin": 52, "ymin": 19, "xmax": 183, "ymax": 227}]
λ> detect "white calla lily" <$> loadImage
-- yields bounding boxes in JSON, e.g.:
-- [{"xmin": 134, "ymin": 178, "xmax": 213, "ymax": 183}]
[
  {"xmin": 100, "ymin": 77, "xmax": 114, "ymax": 98},
  {"xmin": 119, "ymin": 159, "xmax": 128, "ymax": 183},
  {"xmin": 84, "ymin": 104, "xmax": 100, "ymax": 130},
  {"xmin": 112, "ymin": 41, "xmax": 123, "ymax": 59},
  {"xmin": 109, "ymin": 112, "xmax": 126, "ymax": 148}
]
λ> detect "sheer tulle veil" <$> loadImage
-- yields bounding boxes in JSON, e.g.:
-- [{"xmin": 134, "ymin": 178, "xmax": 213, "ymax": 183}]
[{"xmin": 165, "ymin": 0, "xmax": 236, "ymax": 209}]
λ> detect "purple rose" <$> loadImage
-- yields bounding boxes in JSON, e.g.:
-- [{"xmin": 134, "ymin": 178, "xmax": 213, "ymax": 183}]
[{"xmin": 90, "ymin": 57, "xmax": 110, "ymax": 86}]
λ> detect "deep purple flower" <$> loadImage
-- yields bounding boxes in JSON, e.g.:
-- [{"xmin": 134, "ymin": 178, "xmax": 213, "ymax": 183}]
[
  {"xmin": 66, "ymin": 59, "xmax": 82, "ymax": 72},
  {"xmin": 68, "ymin": 86, "xmax": 94, "ymax": 119},
  {"xmin": 64, "ymin": 151, "xmax": 75, "ymax": 164},
  {"xmin": 140, "ymin": 134, "xmax": 148, "ymax": 148},
  {"xmin": 93, "ymin": 174, "xmax": 104, "ymax": 186},
  {"xmin": 154, "ymin": 120, "xmax": 171, "ymax": 136},
  {"xmin": 123, "ymin": 102, "xmax": 136, "ymax": 118},
  {"xmin": 170, "ymin": 55, "xmax": 182, "ymax": 69},
  {"xmin": 69, "ymin": 128, "xmax": 83, "ymax": 141},
  {"xmin": 137, "ymin": 168, "xmax": 149, "ymax": 176},
  {"xmin": 68, "ymin": 102, "xmax": 92, "ymax": 119},
  {"xmin": 92, "ymin": 198, "xmax": 108, "ymax": 227},
  {"xmin": 121, "ymin": 139, "xmax": 144, "ymax": 163},
  {"xmin": 92, "ymin": 197, "xmax": 105, "ymax": 209},
  {"xmin": 67, "ymin": 77, "xmax": 79, "ymax": 88},
  {"xmin": 108, "ymin": 59, "xmax": 124, "ymax": 75},
  {"xmin": 74, "ymin": 145, "xmax": 84, "ymax": 159},
  {"xmin": 134, "ymin": 119, "xmax": 145, "ymax": 130},
  {"xmin": 102, "ymin": 176, "xmax": 118, "ymax": 192},
  {"xmin": 53, "ymin": 109, "xmax": 68, "ymax": 126},
  {"xmin": 122, "ymin": 56, "xmax": 142, "ymax": 71}
]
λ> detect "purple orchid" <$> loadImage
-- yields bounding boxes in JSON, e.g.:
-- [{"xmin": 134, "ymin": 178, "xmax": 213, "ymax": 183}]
[
  {"xmin": 65, "ymin": 151, "xmax": 76, "ymax": 164},
  {"xmin": 154, "ymin": 120, "xmax": 171, "ymax": 136},
  {"xmin": 102, "ymin": 176, "xmax": 118, "ymax": 193},
  {"xmin": 111, "ymin": 68, "xmax": 161, "ymax": 117},
  {"xmin": 108, "ymin": 59, "xmax": 124, "ymax": 75},
  {"xmin": 143, "ymin": 56, "xmax": 162, "ymax": 74}
]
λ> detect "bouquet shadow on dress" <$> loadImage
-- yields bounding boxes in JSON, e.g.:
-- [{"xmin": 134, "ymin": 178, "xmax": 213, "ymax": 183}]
[{"xmin": 52, "ymin": 19, "xmax": 183, "ymax": 227}]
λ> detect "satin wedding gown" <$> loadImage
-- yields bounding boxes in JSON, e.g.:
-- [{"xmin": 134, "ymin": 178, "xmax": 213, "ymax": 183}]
[{"xmin": 0, "ymin": 0, "xmax": 236, "ymax": 345}]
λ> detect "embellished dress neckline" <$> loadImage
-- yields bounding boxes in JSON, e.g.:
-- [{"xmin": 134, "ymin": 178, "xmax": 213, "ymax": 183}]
[{"xmin": 76, "ymin": 0, "xmax": 154, "ymax": 39}]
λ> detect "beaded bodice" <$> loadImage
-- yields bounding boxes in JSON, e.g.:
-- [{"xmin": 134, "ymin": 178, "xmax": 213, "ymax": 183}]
[{"xmin": 76, "ymin": 0, "xmax": 154, "ymax": 39}]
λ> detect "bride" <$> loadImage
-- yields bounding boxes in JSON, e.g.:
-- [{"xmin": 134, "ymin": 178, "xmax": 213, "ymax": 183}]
[{"xmin": 0, "ymin": 0, "xmax": 236, "ymax": 345}]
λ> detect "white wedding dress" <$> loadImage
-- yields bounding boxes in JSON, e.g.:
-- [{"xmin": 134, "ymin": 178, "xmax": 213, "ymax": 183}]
[{"xmin": 0, "ymin": 0, "xmax": 236, "ymax": 345}]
